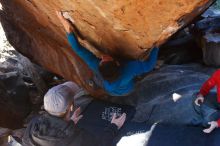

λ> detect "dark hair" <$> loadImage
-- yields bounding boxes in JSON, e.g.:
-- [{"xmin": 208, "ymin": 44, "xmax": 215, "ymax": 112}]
[{"xmin": 98, "ymin": 61, "xmax": 120, "ymax": 82}]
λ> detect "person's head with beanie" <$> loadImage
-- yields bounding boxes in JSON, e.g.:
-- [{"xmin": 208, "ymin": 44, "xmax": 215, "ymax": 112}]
[{"xmin": 44, "ymin": 81, "xmax": 80, "ymax": 118}]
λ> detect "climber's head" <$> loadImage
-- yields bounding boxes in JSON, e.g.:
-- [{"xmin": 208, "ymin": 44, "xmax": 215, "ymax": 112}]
[{"xmin": 99, "ymin": 55, "xmax": 120, "ymax": 82}]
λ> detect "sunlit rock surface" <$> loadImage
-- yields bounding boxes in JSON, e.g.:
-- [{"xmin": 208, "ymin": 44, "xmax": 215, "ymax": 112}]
[{"xmin": 0, "ymin": 0, "xmax": 215, "ymax": 96}]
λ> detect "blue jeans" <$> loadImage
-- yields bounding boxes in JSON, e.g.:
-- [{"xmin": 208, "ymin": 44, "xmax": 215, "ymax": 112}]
[{"xmin": 192, "ymin": 92, "xmax": 220, "ymax": 127}]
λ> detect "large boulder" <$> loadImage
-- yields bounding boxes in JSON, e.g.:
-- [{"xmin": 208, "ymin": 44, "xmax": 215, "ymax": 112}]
[
  {"xmin": 159, "ymin": 30, "xmax": 203, "ymax": 65},
  {"xmin": 0, "ymin": 0, "xmax": 215, "ymax": 96},
  {"xmin": 0, "ymin": 71, "xmax": 31, "ymax": 129},
  {"xmin": 194, "ymin": 16, "xmax": 220, "ymax": 67}
]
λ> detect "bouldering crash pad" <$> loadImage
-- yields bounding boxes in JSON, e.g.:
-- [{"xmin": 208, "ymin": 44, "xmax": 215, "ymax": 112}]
[
  {"xmin": 116, "ymin": 123, "xmax": 220, "ymax": 146},
  {"xmin": 23, "ymin": 99, "xmax": 220, "ymax": 146},
  {"xmin": 106, "ymin": 64, "xmax": 215, "ymax": 125}
]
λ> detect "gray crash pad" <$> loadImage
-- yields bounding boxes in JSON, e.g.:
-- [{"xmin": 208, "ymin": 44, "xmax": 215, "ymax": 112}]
[
  {"xmin": 108, "ymin": 64, "xmax": 216, "ymax": 125},
  {"xmin": 116, "ymin": 123, "xmax": 220, "ymax": 146},
  {"xmin": 23, "ymin": 100, "xmax": 220, "ymax": 146}
]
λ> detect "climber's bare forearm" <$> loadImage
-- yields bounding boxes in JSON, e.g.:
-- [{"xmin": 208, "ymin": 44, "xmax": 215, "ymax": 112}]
[
  {"xmin": 61, "ymin": 19, "xmax": 74, "ymax": 33},
  {"xmin": 56, "ymin": 11, "xmax": 74, "ymax": 33}
]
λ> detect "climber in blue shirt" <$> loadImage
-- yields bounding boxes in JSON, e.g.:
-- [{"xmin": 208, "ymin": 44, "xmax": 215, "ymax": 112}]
[{"xmin": 56, "ymin": 11, "xmax": 159, "ymax": 96}]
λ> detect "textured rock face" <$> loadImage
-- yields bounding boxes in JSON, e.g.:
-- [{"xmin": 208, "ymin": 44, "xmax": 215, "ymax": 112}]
[
  {"xmin": 0, "ymin": 0, "xmax": 215, "ymax": 96},
  {"xmin": 193, "ymin": 12, "xmax": 220, "ymax": 67},
  {"xmin": 0, "ymin": 72, "xmax": 31, "ymax": 129}
]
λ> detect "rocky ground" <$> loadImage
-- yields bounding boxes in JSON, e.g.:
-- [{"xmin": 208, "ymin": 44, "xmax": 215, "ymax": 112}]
[{"xmin": 0, "ymin": 23, "xmax": 64, "ymax": 145}]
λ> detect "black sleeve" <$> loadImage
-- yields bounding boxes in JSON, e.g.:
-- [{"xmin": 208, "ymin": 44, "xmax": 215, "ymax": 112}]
[{"xmin": 99, "ymin": 123, "xmax": 119, "ymax": 146}]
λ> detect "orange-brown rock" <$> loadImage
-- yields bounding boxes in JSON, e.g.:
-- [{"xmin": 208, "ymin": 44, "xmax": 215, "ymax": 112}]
[{"xmin": 0, "ymin": 0, "xmax": 215, "ymax": 97}]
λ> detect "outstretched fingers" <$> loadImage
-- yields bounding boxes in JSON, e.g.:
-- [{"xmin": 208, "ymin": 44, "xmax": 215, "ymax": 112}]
[
  {"xmin": 112, "ymin": 113, "xmax": 117, "ymax": 120},
  {"xmin": 118, "ymin": 113, "xmax": 126, "ymax": 121},
  {"xmin": 74, "ymin": 107, "xmax": 81, "ymax": 117}
]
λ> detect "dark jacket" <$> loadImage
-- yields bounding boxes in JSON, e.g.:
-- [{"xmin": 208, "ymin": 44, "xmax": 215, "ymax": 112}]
[{"xmin": 22, "ymin": 114, "xmax": 118, "ymax": 146}]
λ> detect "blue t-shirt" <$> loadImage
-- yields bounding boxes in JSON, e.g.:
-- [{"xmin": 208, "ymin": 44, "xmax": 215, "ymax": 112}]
[{"xmin": 67, "ymin": 33, "xmax": 159, "ymax": 96}]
